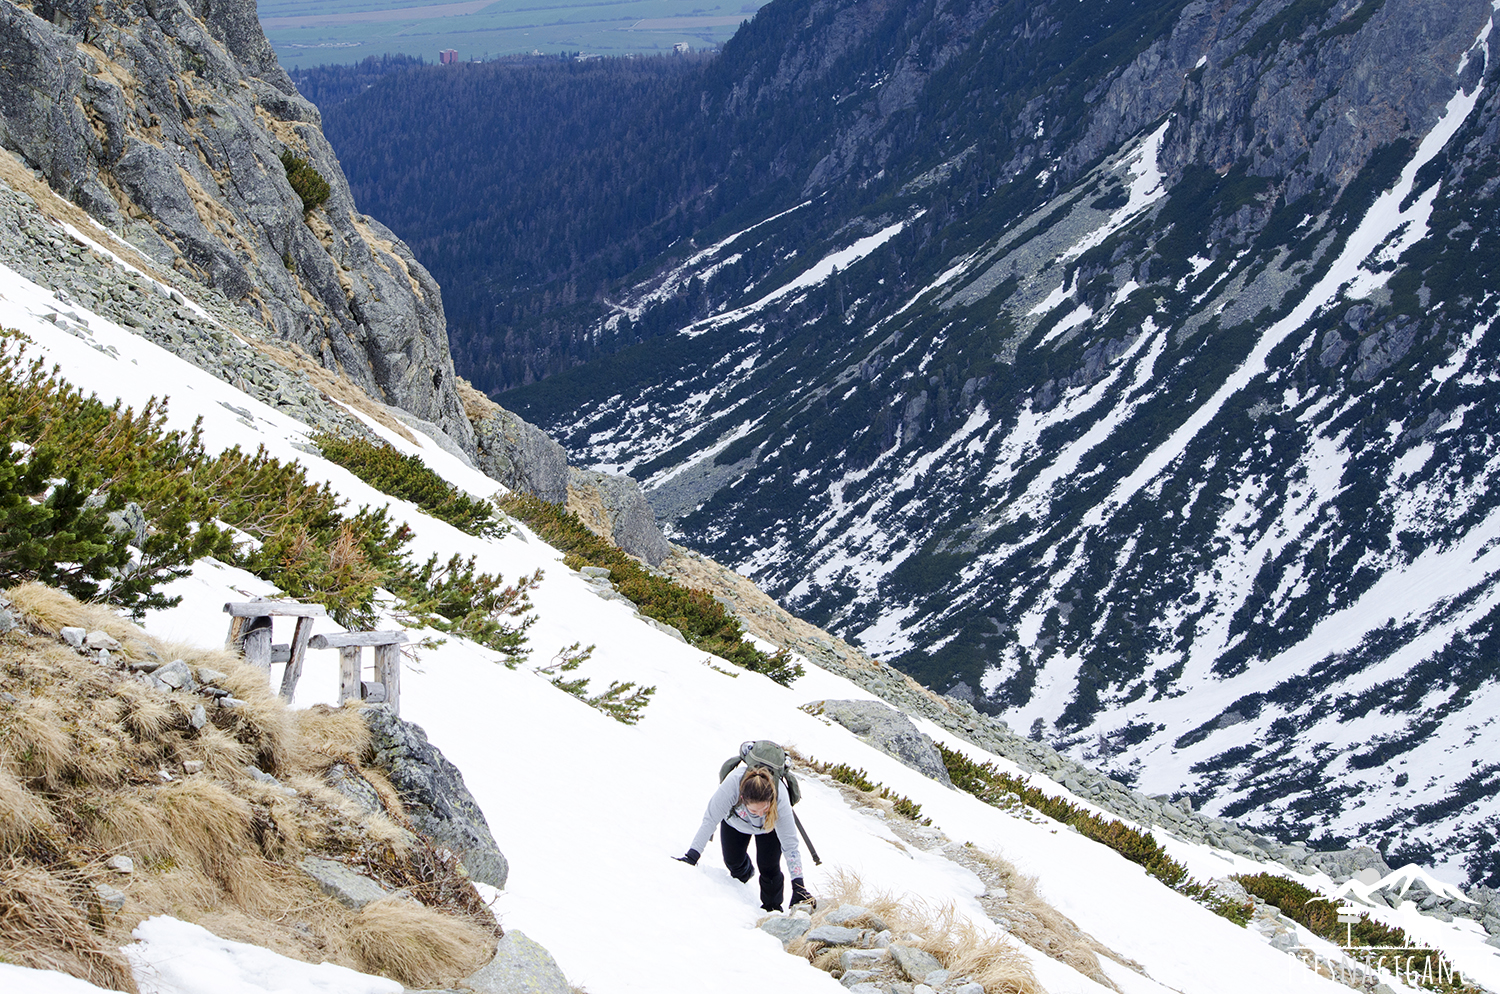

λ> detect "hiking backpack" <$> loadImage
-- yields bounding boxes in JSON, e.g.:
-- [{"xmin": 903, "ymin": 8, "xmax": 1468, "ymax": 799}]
[{"xmin": 719, "ymin": 739, "xmax": 802, "ymax": 806}]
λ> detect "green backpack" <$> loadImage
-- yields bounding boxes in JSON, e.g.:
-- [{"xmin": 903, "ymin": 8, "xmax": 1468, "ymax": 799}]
[{"xmin": 719, "ymin": 739, "xmax": 802, "ymax": 806}]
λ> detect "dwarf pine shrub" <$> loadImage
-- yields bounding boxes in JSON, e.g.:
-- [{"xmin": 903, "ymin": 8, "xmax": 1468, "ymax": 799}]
[
  {"xmin": 803, "ymin": 756, "xmax": 930, "ymax": 825},
  {"xmin": 280, "ymin": 149, "xmax": 331, "ymax": 213},
  {"xmin": 314, "ymin": 433, "xmax": 507, "ymax": 538},
  {"xmin": 0, "ymin": 331, "xmax": 536, "ymax": 648},
  {"xmin": 536, "ymin": 642, "xmax": 655, "ymax": 724},
  {"xmin": 1235, "ymin": 873, "xmax": 1406, "ymax": 945},
  {"xmin": 935, "ymin": 743, "xmax": 1252, "ymax": 924},
  {"xmin": 498, "ymin": 493, "xmax": 804, "ymax": 685}
]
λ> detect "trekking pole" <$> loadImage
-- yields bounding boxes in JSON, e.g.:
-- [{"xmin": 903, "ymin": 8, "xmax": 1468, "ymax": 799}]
[{"xmin": 793, "ymin": 811, "xmax": 822, "ymax": 866}]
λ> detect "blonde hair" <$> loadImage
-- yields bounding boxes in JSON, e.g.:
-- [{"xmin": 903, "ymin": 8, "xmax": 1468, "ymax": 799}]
[{"xmin": 739, "ymin": 767, "xmax": 779, "ymax": 830}]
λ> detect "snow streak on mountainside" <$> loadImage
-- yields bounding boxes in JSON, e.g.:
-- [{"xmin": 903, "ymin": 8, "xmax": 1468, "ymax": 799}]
[{"xmin": 497, "ymin": 0, "xmax": 1500, "ymax": 882}]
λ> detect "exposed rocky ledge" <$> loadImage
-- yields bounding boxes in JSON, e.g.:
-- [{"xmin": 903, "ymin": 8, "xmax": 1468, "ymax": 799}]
[{"xmin": 0, "ymin": 0, "xmax": 474, "ymax": 449}]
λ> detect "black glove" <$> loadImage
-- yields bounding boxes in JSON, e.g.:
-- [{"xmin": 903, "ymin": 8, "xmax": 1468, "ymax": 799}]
[
  {"xmin": 790, "ymin": 876, "xmax": 813, "ymax": 906},
  {"xmin": 675, "ymin": 849, "xmax": 701, "ymax": 866}
]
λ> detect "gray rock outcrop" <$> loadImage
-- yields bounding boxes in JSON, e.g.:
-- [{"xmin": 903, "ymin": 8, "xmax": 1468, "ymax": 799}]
[
  {"xmin": 472, "ymin": 406, "xmax": 570, "ymax": 504},
  {"xmin": 569, "ymin": 468, "xmax": 670, "ymax": 566},
  {"xmin": 0, "ymin": 0, "xmax": 475, "ymax": 452},
  {"xmin": 805, "ymin": 699, "xmax": 954, "ymax": 787},
  {"xmin": 463, "ymin": 930, "xmax": 572, "ymax": 994},
  {"xmin": 363, "ymin": 705, "xmax": 508, "ymax": 889}
]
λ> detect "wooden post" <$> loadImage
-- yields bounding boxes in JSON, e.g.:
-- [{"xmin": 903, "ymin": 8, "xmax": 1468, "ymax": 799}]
[
  {"xmin": 278, "ymin": 615, "xmax": 318, "ymax": 701},
  {"xmin": 338, "ymin": 646, "xmax": 362, "ymax": 705},
  {"xmin": 223, "ymin": 601, "xmax": 327, "ymax": 690},
  {"xmin": 241, "ymin": 616, "xmax": 273, "ymax": 673},
  {"xmin": 374, "ymin": 641, "xmax": 401, "ymax": 713}
]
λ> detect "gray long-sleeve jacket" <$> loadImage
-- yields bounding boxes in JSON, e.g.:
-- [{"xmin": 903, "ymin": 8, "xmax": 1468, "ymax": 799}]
[{"xmin": 688, "ymin": 771, "xmax": 804, "ymax": 879}]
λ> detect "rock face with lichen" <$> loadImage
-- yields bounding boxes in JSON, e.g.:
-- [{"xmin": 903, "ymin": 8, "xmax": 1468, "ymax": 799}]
[
  {"xmin": 0, "ymin": 0, "xmax": 474, "ymax": 451},
  {"xmin": 363, "ymin": 704, "xmax": 508, "ymax": 890}
]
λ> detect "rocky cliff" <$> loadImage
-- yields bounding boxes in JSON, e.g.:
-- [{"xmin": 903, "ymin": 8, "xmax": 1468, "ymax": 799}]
[{"xmin": 0, "ymin": 0, "xmax": 473, "ymax": 449}]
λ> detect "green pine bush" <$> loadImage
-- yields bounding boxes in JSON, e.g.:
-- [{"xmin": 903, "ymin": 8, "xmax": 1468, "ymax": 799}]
[
  {"xmin": 0, "ymin": 330, "xmax": 535, "ymax": 653},
  {"xmin": 280, "ymin": 149, "xmax": 331, "ymax": 213},
  {"xmin": 498, "ymin": 493, "xmax": 804, "ymax": 685},
  {"xmin": 314, "ymin": 432, "xmax": 507, "ymax": 538},
  {"xmin": 935, "ymin": 742, "xmax": 1251, "ymax": 923}
]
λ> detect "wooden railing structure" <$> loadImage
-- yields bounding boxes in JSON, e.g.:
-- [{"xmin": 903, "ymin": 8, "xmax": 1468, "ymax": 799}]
[{"xmin": 223, "ymin": 600, "xmax": 406, "ymax": 713}]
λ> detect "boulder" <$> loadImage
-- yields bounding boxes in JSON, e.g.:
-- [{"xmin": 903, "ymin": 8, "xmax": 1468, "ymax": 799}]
[
  {"xmin": 806, "ymin": 924, "xmax": 865, "ymax": 945},
  {"xmin": 568, "ymin": 468, "xmax": 671, "ymax": 566},
  {"xmin": 298, "ymin": 857, "xmax": 388, "ymax": 908},
  {"xmin": 463, "ymin": 930, "xmax": 571, "ymax": 994},
  {"xmin": 804, "ymin": 699, "xmax": 954, "ymax": 787},
  {"xmin": 472, "ymin": 407, "xmax": 570, "ymax": 504},
  {"xmin": 363, "ymin": 705, "xmax": 508, "ymax": 889},
  {"xmin": 760, "ymin": 914, "xmax": 812, "ymax": 945},
  {"xmin": 826, "ymin": 904, "xmax": 890, "ymax": 932}
]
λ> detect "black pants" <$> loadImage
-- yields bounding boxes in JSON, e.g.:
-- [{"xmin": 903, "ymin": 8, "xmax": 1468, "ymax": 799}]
[{"xmin": 719, "ymin": 821, "xmax": 785, "ymax": 911}]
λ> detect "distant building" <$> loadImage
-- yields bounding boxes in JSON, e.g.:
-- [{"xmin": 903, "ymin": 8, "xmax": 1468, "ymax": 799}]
[
  {"xmin": 674, "ymin": 42, "xmax": 690, "ymax": 54},
  {"xmin": 440, "ymin": 49, "xmax": 458, "ymax": 64}
]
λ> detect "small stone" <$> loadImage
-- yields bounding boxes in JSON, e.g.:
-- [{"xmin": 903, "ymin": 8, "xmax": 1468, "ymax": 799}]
[
  {"xmin": 196, "ymin": 667, "xmax": 228, "ymax": 686},
  {"xmin": 128, "ymin": 657, "xmax": 161, "ymax": 672},
  {"xmin": 890, "ymin": 944, "xmax": 945, "ymax": 983},
  {"xmin": 94, "ymin": 883, "xmax": 127, "ymax": 911},
  {"xmin": 96, "ymin": 649, "xmax": 111, "ymax": 666},
  {"xmin": 61, "ymin": 627, "xmax": 86, "ymax": 648},
  {"xmin": 840, "ymin": 948, "xmax": 886, "ymax": 971},
  {"xmin": 84, "ymin": 630, "xmax": 121, "ymax": 651},
  {"xmin": 807, "ymin": 924, "xmax": 865, "ymax": 946},
  {"xmin": 220, "ymin": 696, "xmax": 246, "ymax": 708},
  {"xmin": 299, "ymin": 857, "xmax": 390, "ymax": 909},
  {"xmin": 760, "ymin": 914, "xmax": 812, "ymax": 945},
  {"xmin": 156, "ymin": 769, "xmax": 173, "ymax": 782},
  {"xmin": 0, "ymin": 692, "xmax": 18, "ymax": 704},
  {"xmin": 913, "ymin": 987, "xmax": 935, "ymax": 994},
  {"xmin": 189, "ymin": 703, "xmax": 207, "ymax": 730},
  {"xmin": 924, "ymin": 969, "xmax": 950, "ymax": 986},
  {"xmin": 154, "ymin": 660, "xmax": 194, "ymax": 690},
  {"xmin": 954, "ymin": 984, "xmax": 985, "ymax": 994},
  {"xmin": 827, "ymin": 903, "xmax": 890, "ymax": 932},
  {"xmin": 183, "ymin": 760, "xmax": 205, "ymax": 774},
  {"xmin": 579, "ymin": 566, "xmax": 612, "ymax": 579},
  {"xmin": 107, "ymin": 855, "xmax": 134, "ymax": 874}
]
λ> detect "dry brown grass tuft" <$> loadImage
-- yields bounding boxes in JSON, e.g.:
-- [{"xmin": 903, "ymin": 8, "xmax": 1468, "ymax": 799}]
[
  {"xmin": 788, "ymin": 868, "xmax": 1043, "ymax": 994},
  {"xmin": 0, "ymin": 864, "xmax": 139, "ymax": 993},
  {"xmin": 0, "ymin": 766, "xmax": 58, "ymax": 849},
  {"xmin": 155, "ymin": 779, "xmax": 256, "ymax": 883},
  {"xmin": 346, "ymin": 897, "xmax": 496, "ymax": 987},
  {"xmin": 6, "ymin": 583, "xmax": 152, "ymax": 656},
  {"xmin": 0, "ymin": 696, "xmax": 75, "ymax": 789},
  {"xmin": 293, "ymin": 704, "xmax": 372, "ymax": 772},
  {"xmin": 966, "ymin": 847, "xmax": 1136, "ymax": 988}
]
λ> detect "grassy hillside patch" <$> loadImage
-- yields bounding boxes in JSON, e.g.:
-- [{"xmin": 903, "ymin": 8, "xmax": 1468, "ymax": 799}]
[{"xmin": 0, "ymin": 584, "xmax": 498, "ymax": 990}]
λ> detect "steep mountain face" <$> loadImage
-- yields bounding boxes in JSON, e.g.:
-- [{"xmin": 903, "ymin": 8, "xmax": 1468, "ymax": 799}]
[
  {"xmin": 461, "ymin": 0, "xmax": 1500, "ymax": 881},
  {"xmin": 0, "ymin": 0, "xmax": 474, "ymax": 448}
]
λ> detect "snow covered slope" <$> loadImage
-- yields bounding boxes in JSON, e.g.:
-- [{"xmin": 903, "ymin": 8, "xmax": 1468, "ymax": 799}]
[
  {"xmin": 6, "ymin": 176, "xmax": 1500, "ymax": 994},
  {"xmin": 493, "ymin": 0, "xmax": 1500, "ymax": 884}
]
